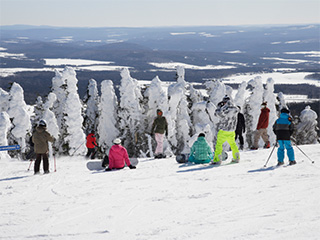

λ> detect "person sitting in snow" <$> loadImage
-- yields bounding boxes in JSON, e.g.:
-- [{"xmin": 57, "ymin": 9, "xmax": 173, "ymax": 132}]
[
  {"xmin": 105, "ymin": 138, "xmax": 136, "ymax": 171},
  {"xmin": 251, "ymin": 101, "xmax": 270, "ymax": 150},
  {"xmin": 213, "ymin": 95, "xmax": 240, "ymax": 165},
  {"xmin": 151, "ymin": 109, "xmax": 168, "ymax": 158},
  {"xmin": 188, "ymin": 133, "xmax": 213, "ymax": 164},
  {"xmin": 235, "ymin": 106, "xmax": 246, "ymax": 150},
  {"xmin": 273, "ymin": 108, "xmax": 296, "ymax": 166},
  {"xmin": 86, "ymin": 130, "xmax": 98, "ymax": 159},
  {"xmin": 32, "ymin": 119, "xmax": 54, "ymax": 174}
]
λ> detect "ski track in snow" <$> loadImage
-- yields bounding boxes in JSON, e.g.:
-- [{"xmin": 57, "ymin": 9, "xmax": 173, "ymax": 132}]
[{"xmin": 0, "ymin": 144, "xmax": 320, "ymax": 240}]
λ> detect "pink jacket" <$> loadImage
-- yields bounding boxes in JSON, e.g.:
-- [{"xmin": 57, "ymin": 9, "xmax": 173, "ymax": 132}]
[{"xmin": 108, "ymin": 145, "xmax": 131, "ymax": 169}]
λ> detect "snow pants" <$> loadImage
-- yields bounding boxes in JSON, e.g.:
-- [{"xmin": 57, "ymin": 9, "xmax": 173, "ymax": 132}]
[
  {"xmin": 188, "ymin": 155, "xmax": 213, "ymax": 164},
  {"xmin": 34, "ymin": 153, "xmax": 49, "ymax": 173},
  {"xmin": 86, "ymin": 148, "xmax": 96, "ymax": 159},
  {"xmin": 214, "ymin": 130, "xmax": 239, "ymax": 163},
  {"xmin": 253, "ymin": 128, "xmax": 269, "ymax": 148},
  {"xmin": 277, "ymin": 140, "xmax": 295, "ymax": 162},
  {"xmin": 155, "ymin": 133, "xmax": 164, "ymax": 155}
]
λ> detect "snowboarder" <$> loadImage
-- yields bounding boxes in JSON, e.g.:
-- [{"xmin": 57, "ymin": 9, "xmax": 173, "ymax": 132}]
[
  {"xmin": 32, "ymin": 119, "xmax": 54, "ymax": 174},
  {"xmin": 213, "ymin": 95, "xmax": 240, "ymax": 165},
  {"xmin": 273, "ymin": 108, "xmax": 296, "ymax": 166},
  {"xmin": 235, "ymin": 106, "xmax": 245, "ymax": 150},
  {"xmin": 188, "ymin": 133, "xmax": 213, "ymax": 164},
  {"xmin": 86, "ymin": 130, "xmax": 97, "ymax": 159},
  {"xmin": 105, "ymin": 138, "xmax": 136, "ymax": 171},
  {"xmin": 251, "ymin": 101, "xmax": 270, "ymax": 150},
  {"xmin": 151, "ymin": 109, "xmax": 168, "ymax": 158}
]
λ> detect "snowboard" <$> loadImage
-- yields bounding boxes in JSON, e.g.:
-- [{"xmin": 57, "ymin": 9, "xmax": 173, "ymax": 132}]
[
  {"xmin": 86, "ymin": 158, "xmax": 139, "ymax": 171},
  {"xmin": 176, "ymin": 151, "xmax": 228, "ymax": 164}
]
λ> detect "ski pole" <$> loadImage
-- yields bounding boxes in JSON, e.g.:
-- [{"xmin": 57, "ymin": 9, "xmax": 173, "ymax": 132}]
[
  {"xmin": 264, "ymin": 143, "xmax": 277, "ymax": 167},
  {"xmin": 27, "ymin": 159, "xmax": 33, "ymax": 171},
  {"xmin": 71, "ymin": 141, "xmax": 85, "ymax": 156},
  {"xmin": 291, "ymin": 138, "xmax": 315, "ymax": 164}
]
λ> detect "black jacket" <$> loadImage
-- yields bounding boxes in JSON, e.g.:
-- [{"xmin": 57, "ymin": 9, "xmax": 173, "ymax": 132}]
[{"xmin": 235, "ymin": 112, "xmax": 245, "ymax": 133}]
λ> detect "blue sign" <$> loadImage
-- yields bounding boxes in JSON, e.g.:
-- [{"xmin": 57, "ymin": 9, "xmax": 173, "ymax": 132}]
[{"xmin": 0, "ymin": 145, "xmax": 21, "ymax": 151}]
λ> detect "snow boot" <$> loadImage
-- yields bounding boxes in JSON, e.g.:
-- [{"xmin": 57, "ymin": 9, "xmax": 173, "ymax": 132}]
[
  {"xmin": 239, "ymin": 145, "xmax": 244, "ymax": 150},
  {"xmin": 289, "ymin": 160, "xmax": 297, "ymax": 165},
  {"xmin": 250, "ymin": 146, "xmax": 258, "ymax": 150},
  {"xmin": 264, "ymin": 142, "xmax": 270, "ymax": 149},
  {"xmin": 277, "ymin": 161, "xmax": 284, "ymax": 166}
]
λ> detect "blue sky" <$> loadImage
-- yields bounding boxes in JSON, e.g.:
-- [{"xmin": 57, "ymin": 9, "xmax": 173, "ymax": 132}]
[{"xmin": 1, "ymin": 0, "xmax": 319, "ymax": 27}]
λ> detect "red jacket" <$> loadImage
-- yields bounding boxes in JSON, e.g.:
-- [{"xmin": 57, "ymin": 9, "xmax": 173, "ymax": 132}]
[
  {"xmin": 257, "ymin": 107, "xmax": 270, "ymax": 129},
  {"xmin": 108, "ymin": 145, "xmax": 131, "ymax": 169},
  {"xmin": 86, "ymin": 133, "xmax": 97, "ymax": 148}
]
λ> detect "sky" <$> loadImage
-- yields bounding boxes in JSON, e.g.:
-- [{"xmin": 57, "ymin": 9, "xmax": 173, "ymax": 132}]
[{"xmin": 1, "ymin": 0, "xmax": 320, "ymax": 27}]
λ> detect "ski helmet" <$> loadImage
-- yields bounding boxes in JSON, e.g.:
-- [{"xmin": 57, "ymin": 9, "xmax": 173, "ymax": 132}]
[
  {"xmin": 281, "ymin": 108, "xmax": 290, "ymax": 114},
  {"xmin": 39, "ymin": 119, "xmax": 47, "ymax": 127}
]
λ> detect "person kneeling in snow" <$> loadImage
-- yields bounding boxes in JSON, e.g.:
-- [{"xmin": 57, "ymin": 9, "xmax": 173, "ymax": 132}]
[
  {"xmin": 105, "ymin": 138, "xmax": 136, "ymax": 171},
  {"xmin": 213, "ymin": 95, "xmax": 240, "ymax": 165},
  {"xmin": 188, "ymin": 133, "xmax": 213, "ymax": 164},
  {"xmin": 273, "ymin": 108, "xmax": 296, "ymax": 166}
]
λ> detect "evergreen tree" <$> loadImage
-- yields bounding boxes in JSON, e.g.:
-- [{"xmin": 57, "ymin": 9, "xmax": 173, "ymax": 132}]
[
  {"xmin": 0, "ymin": 88, "xmax": 9, "ymax": 112},
  {"xmin": 0, "ymin": 112, "xmax": 12, "ymax": 159},
  {"xmin": 83, "ymin": 79, "xmax": 99, "ymax": 134}
]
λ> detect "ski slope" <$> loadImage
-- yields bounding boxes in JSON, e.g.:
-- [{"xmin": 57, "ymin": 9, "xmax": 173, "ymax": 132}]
[{"xmin": 1, "ymin": 144, "xmax": 320, "ymax": 240}]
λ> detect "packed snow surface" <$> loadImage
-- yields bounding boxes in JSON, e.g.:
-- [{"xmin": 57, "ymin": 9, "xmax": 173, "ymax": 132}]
[{"xmin": 1, "ymin": 144, "xmax": 320, "ymax": 240}]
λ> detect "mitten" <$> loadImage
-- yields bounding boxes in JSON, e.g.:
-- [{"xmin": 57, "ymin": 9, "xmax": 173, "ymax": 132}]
[{"xmin": 129, "ymin": 165, "xmax": 136, "ymax": 169}]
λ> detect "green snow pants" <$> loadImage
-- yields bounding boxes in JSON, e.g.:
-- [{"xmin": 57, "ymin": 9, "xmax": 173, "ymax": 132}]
[{"xmin": 214, "ymin": 130, "xmax": 240, "ymax": 162}]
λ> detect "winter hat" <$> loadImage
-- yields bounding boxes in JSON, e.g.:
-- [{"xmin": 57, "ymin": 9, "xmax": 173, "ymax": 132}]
[
  {"xmin": 261, "ymin": 101, "xmax": 267, "ymax": 106},
  {"xmin": 198, "ymin": 133, "xmax": 205, "ymax": 138},
  {"xmin": 113, "ymin": 138, "xmax": 121, "ymax": 145},
  {"xmin": 281, "ymin": 108, "xmax": 290, "ymax": 114},
  {"xmin": 39, "ymin": 119, "xmax": 47, "ymax": 127},
  {"xmin": 222, "ymin": 95, "xmax": 230, "ymax": 102}
]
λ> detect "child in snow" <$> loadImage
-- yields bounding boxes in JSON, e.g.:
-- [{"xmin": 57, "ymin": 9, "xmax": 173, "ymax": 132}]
[
  {"xmin": 213, "ymin": 96, "xmax": 240, "ymax": 165},
  {"xmin": 105, "ymin": 138, "xmax": 136, "ymax": 171},
  {"xmin": 86, "ymin": 130, "xmax": 98, "ymax": 159},
  {"xmin": 273, "ymin": 108, "xmax": 296, "ymax": 166},
  {"xmin": 188, "ymin": 133, "xmax": 213, "ymax": 164},
  {"xmin": 251, "ymin": 102, "xmax": 270, "ymax": 150},
  {"xmin": 235, "ymin": 106, "xmax": 246, "ymax": 150},
  {"xmin": 32, "ymin": 119, "xmax": 54, "ymax": 174},
  {"xmin": 151, "ymin": 109, "xmax": 168, "ymax": 158}
]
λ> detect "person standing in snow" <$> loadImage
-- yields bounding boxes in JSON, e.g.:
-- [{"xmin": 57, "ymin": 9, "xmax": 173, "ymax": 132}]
[
  {"xmin": 251, "ymin": 102, "xmax": 270, "ymax": 150},
  {"xmin": 86, "ymin": 131, "xmax": 97, "ymax": 159},
  {"xmin": 105, "ymin": 138, "xmax": 136, "ymax": 171},
  {"xmin": 32, "ymin": 119, "xmax": 54, "ymax": 174},
  {"xmin": 151, "ymin": 109, "xmax": 168, "ymax": 158},
  {"xmin": 188, "ymin": 133, "xmax": 213, "ymax": 164},
  {"xmin": 273, "ymin": 108, "xmax": 296, "ymax": 166},
  {"xmin": 235, "ymin": 106, "xmax": 245, "ymax": 150},
  {"xmin": 213, "ymin": 95, "xmax": 240, "ymax": 165}
]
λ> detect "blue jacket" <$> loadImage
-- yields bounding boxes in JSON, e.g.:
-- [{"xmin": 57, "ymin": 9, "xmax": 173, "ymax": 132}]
[{"xmin": 273, "ymin": 113, "xmax": 294, "ymax": 140}]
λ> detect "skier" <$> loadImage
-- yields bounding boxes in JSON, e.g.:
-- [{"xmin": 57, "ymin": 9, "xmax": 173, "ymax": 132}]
[
  {"xmin": 105, "ymin": 138, "xmax": 136, "ymax": 171},
  {"xmin": 213, "ymin": 95, "xmax": 240, "ymax": 165},
  {"xmin": 188, "ymin": 133, "xmax": 213, "ymax": 164},
  {"xmin": 151, "ymin": 109, "xmax": 168, "ymax": 158},
  {"xmin": 32, "ymin": 119, "xmax": 54, "ymax": 174},
  {"xmin": 86, "ymin": 130, "xmax": 97, "ymax": 159},
  {"xmin": 251, "ymin": 101, "xmax": 270, "ymax": 150},
  {"xmin": 273, "ymin": 108, "xmax": 296, "ymax": 166},
  {"xmin": 235, "ymin": 106, "xmax": 245, "ymax": 150}
]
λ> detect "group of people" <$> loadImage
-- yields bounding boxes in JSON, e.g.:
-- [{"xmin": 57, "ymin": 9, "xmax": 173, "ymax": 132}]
[
  {"xmin": 186, "ymin": 96, "xmax": 295, "ymax": 166},
  {"xmin": 32, "ymin": 95, "xmax": 295, "ymax": 174}
]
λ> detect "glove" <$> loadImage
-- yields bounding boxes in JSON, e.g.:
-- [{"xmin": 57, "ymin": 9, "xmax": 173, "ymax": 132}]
[
  {"xmin": 129, "ymin": 165, "xmax": 136, "ymax": 169},
  {"xmin": 105, "ymin": 168, "xmax": 112, "ymax": 171}
]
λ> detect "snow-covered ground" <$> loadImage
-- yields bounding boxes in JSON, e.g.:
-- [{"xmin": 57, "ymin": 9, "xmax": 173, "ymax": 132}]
[{"xmin": 1, "ymin": 144, "xmax": 320, "ymax": 240}]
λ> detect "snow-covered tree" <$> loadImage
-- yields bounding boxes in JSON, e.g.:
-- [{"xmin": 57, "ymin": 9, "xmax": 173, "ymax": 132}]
[
  {"xmin": 263, "ymin": 78, "xmax": 277, "ymax": 145},
  {"xmin": 7, "ymin": 83, "xmax": 31, "ymax": 153},
  {"xmin": 0, "ymin": 88, "xmax": 9, "ymax": 112},
  {"xmin": 205, "ymin": 79, "xmax": 226, "ymax": 106},
  {"xmin": 118, "ymin": 68, "xmax": 143, "ymax": 156},
  {"xmin": 167, "ymin": 66, "xmax": 192, "ymax": 154},
  {"xmin": 144, "ymin": 76, "xmax": 170, "ymax": 157},
  {"xmin": 97, "ymin": 80, "xmax": 119, "ymax": 154},
  {"xmin": 243, "ymin": 77, "xmax": 264, "ymax": 148},
  {"xmin": 234, "ymin": 81, "xmax": 247, "ymax": 108},
  {"xmin": 295, "ymin": 106, "xmax": 318, "ymax": 145},
  {"xmin": 0, "ymin": 112, "xmax": 12, "ymax": 159},
  {"xmin": 33, "ymin": 96, "xmax": 44, "ymax": 125},
  {"xmin": 83, "ymin": 79, "xmax": 99, "ymax": 134},
  {"xmin": 277, "ymin": 92, "xmax": 287, "ymax": 113}
]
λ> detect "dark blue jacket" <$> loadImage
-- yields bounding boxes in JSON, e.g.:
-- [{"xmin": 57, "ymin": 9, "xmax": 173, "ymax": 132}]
[{"xmin": 273, "ymin": 113, "xmax": 294, "ymax": 140}]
